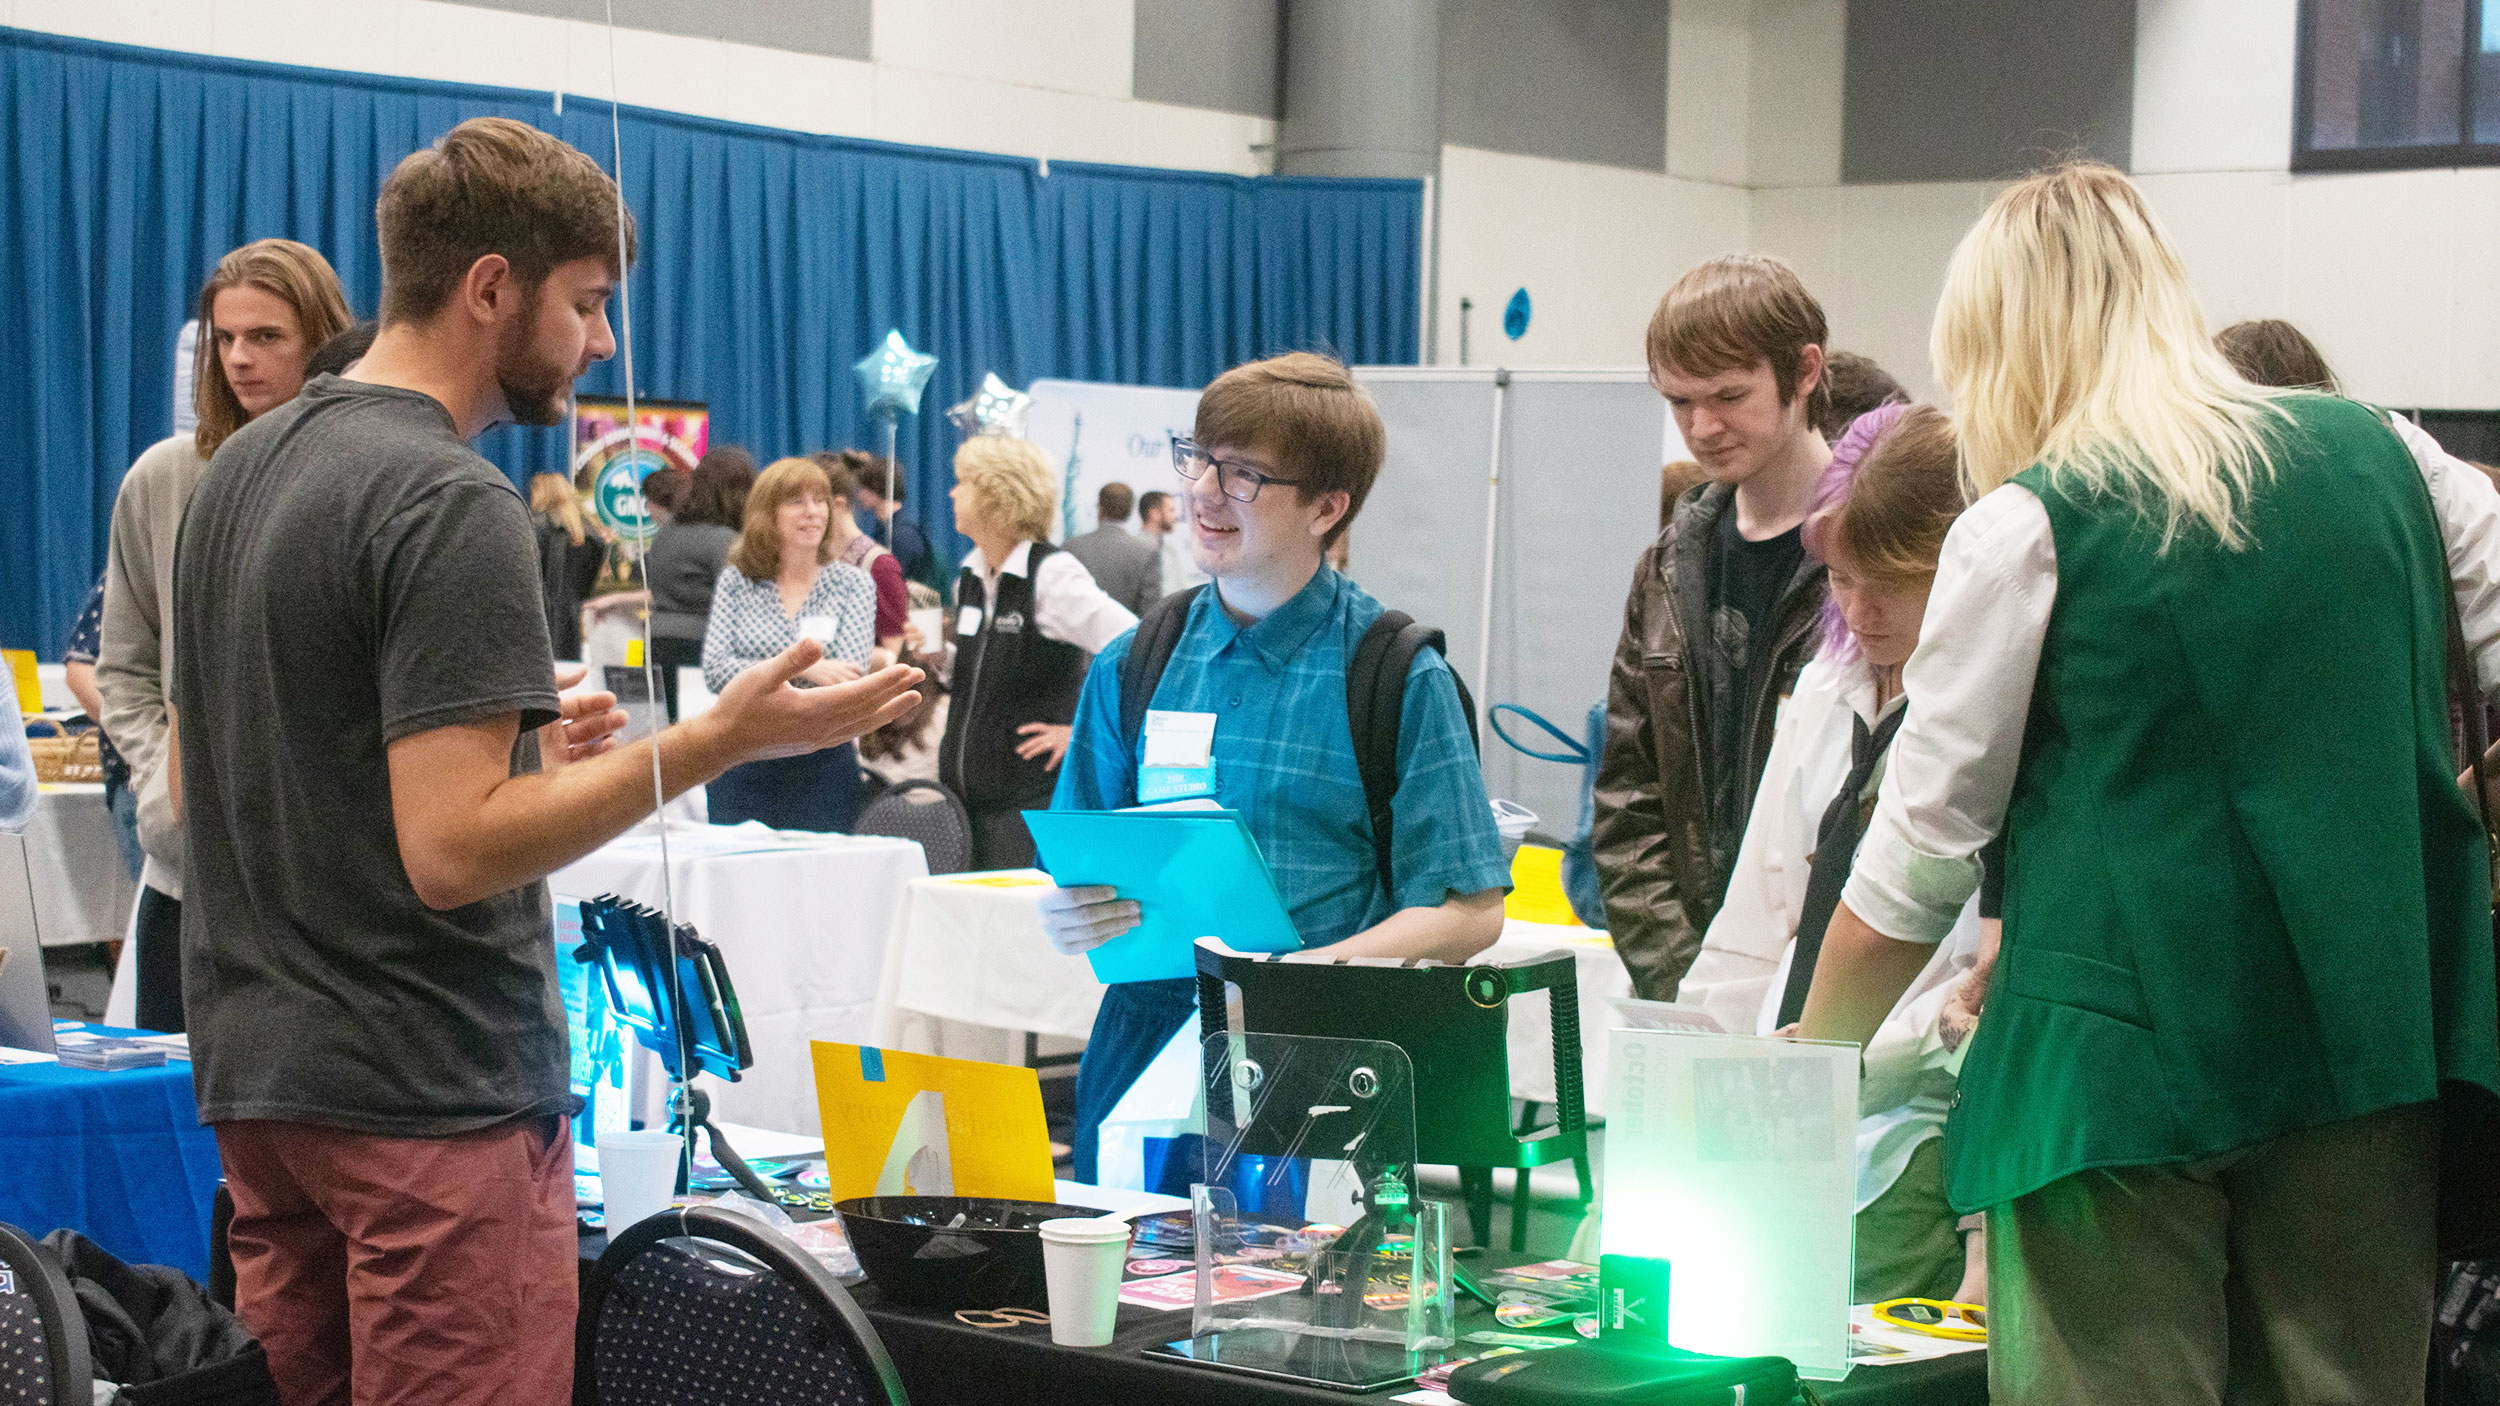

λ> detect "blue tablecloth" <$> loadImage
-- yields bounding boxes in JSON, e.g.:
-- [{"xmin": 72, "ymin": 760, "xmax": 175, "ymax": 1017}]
[{"xmin": 0, "ymin": 1027, "xmax": 219, "ymax": 1281}]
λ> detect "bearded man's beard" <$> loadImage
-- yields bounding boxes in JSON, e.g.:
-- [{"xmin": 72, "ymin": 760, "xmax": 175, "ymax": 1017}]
[{"xmin": 497, "ymin": 289, "xmax": 574, "ymax": 427}]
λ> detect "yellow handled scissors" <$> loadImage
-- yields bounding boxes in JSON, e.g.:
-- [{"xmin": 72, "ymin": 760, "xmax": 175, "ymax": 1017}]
[
  {"xmin": 1870, "ymin": 1298, "xmax": 1986, "ymax": 1341},
  {"xmin": 953, "ymin": 1307, "xmax": 1050, "ymax": 1330}
]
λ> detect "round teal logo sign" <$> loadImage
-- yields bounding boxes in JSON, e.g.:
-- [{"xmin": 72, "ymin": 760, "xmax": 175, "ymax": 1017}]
[{"xmin": 590, "ymin": 446, "xmax": 668, "ymax": 542}]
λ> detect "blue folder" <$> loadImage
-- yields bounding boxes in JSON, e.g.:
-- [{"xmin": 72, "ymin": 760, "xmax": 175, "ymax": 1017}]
[{"xmin": 1021, "ymin": 808, "xmax": 1303, "ymax": 983}]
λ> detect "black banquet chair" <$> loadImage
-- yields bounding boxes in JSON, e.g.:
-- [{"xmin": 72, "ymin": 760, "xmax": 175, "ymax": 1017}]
[
  {"xmin": 577, "ymin": 1204, "xmax": 907, "ymax": 1406},
  {"xmin": 0, "ymin": 1221, "xmax": 89, "ymax": 1406},
  {"xmin": 851, "ymin": 780, "xmax": 974, "ymax": 875}
]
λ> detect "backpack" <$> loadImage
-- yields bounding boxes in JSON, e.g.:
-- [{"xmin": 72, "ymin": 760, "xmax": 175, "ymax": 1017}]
[{"xmin": 1117, "ymin": 585, "xmax": 1477, "ymax": 902}]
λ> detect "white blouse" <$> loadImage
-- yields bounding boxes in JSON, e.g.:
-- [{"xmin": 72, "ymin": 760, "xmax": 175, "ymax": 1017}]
[
  {"xmin": 1676, "ymin": 650, "xmax": 1983, "ymax": 1210},
  {"xmin": 959, "ymin": 540, "xmax": 1138, "ymax": 655},
  {"xmin": 699, "ymin": 560, "xmax": 878, "ymax": 695},
  {"xmin": 1843, "ymin": 411, "xmax": 2500, "ymax": 946}
]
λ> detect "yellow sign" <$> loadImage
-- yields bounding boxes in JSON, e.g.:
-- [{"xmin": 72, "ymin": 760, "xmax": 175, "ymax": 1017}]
[
  {"xmin": 1504, "ymin": 844, "xmax": 1585, "ymax": 927},
  {"xmin": 5, "ymin": 650, "xmax": 36, "ymax": 715},
  {"xmin": 811, "ymin": 1042, "xmax": 1057, "ymax": 1204}
]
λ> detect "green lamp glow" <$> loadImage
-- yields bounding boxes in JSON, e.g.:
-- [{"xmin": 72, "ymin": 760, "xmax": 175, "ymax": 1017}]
[{"xmin": 1598, "ymin": 1028, "xmax": 1859, "ymax": 1379}]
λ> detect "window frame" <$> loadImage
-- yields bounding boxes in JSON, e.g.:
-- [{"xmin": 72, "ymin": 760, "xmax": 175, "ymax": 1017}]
[{"xmin": 2293, "ymin": 0, "xmax": 2500, "ymax": 170}]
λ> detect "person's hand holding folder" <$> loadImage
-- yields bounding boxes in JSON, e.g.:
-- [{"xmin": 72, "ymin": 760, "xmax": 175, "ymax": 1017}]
[
  {"xmin": 1024, "ymin": 809, "xmax": 1303, "ymax": 982},
  {"xmin": 1039, "ymin": 885, "xmax": 1142, "ymax": 955}
]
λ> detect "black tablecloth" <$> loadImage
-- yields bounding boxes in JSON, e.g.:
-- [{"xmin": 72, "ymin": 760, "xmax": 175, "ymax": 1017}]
[
  {"xmin": 582, "ymin": 1230, "xmax": 1986, "ymax": 1404},
  {"xmin": 859, "ymin": 1285, "xmax": 1986, "ymax": 1405}
]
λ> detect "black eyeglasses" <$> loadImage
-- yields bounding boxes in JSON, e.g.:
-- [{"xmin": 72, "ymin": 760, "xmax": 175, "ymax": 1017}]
[{"xmin": 1171, "ymin": 436, "xmax": 1301, "ymax": 504}]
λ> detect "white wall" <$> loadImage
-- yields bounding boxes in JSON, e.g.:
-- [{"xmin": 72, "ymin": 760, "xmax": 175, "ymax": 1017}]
[
  {"xmin": 1435, "ymin": 145, "xmax": 1748, "ymax": 369},
  {"xmin": 0, "ymin": 0, "xmax": 1275, "ymax": 175},
  {"xmin": 1699, "ymin": 0, "xmax": 2500, "ymax": 411}
]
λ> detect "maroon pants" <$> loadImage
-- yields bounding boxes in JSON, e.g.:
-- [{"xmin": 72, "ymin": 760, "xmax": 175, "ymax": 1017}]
[{"xmin": 215, "ymin": 1116, "xmax": 577, "ymax": 1406}]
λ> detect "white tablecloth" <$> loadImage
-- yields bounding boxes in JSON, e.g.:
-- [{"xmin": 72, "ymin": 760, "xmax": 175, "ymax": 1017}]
[
  {"xmin": 553, "ymin": 821, "xmax": 927, "ymax": 1136},
  {"xmin": 28, "ymin": 784, "xmax": 136, "ymax": 947},
  {"xmin": 1484, "ymin": 920, "xmax": 1632, "ymax": 1119},
  {"xmin": 871, "ymin": 875, "xmax": 1633, "ymax": 1118},
  {"xmin": 871, "ymin": 870, "xmax": 1102, "ymax": 1065}
]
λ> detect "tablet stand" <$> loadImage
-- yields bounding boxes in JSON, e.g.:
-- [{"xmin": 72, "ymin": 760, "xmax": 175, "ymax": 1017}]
[{"xmin": 671, "ymin": 1084, "xmax": 781, "ymax": 1203}]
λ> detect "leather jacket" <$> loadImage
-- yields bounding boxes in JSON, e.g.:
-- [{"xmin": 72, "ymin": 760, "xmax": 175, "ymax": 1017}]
[{"xmin": 1593, "ymin": 482, "xmax": 1826, "ymax": 1000}]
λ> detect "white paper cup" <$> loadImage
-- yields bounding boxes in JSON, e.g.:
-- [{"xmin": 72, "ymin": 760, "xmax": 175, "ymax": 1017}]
[
  {"xmin": 1037, "ymin": 1216, "xmax": 1134, "ymax": 1347},
  {"xmin": 1490, "ymin": 799, "xmax": 1539, "ymax": 864},
  {"xmin": 596, "ymin": 1130, "xmax": 683, "ymax": 1232}
]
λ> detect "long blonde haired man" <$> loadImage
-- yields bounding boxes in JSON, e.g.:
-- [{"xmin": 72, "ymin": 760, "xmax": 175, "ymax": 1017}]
[
  {"xmin": 1793, "ymin": 162, "xmax": 2500, "ymax": 1403},
  {"xmin": 96, "ymin": 238, "xmax": 352, "ymax": 1034}
]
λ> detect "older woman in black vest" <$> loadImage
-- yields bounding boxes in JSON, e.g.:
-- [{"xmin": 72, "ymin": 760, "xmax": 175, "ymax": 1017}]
[{"xmin": 942, "ymin": 437, "xmax": 1138, "ymax": 869}]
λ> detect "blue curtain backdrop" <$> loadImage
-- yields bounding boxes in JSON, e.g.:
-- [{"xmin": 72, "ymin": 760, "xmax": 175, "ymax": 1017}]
[{"xmin": 0, "ymin": 28, "xmax": 1422, "ymax": 657}]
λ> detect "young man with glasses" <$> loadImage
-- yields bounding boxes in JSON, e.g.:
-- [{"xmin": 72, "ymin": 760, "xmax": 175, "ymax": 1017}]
[{"xmin": 1038, "ymin": 352, "xmax": 1513, "ymax": 1184}]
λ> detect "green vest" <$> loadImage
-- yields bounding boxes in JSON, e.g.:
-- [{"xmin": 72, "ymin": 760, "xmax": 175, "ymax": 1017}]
[{"xmin": 1944, "ymin": 393, "xmax": 2500, "ymax": 1213}]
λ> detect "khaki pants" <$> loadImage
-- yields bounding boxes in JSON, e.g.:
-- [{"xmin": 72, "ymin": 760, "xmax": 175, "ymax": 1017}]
[
  {"xmin": 1986, "ymin": 1102, "xmax": 2437, "ymax": 1406},
  {"xmin": 1856, "ymin": 1136, "xmax": 1965, "ymax": 1304}
]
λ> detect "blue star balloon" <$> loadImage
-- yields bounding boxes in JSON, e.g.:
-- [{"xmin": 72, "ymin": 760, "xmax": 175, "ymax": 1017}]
[
  {"xmin": 853, "ymin": 329, "xmax": 939, "ymax": 418},
  {"xmin": 945, "ymin": 373, "xmax": 1033, "ymax": 439}
]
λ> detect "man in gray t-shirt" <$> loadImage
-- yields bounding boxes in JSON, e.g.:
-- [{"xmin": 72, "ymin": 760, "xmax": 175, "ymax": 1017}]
[
  {"xmin": 176, "ymin": 375, "xmax": 573, "ymax": 1133},
  {"xmin": 168, "ymin": 118, "xmax": 924, "ymax": 1406}
]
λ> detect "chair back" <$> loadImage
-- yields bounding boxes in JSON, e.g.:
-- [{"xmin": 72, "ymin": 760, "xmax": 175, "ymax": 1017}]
[
  {"xmin": 576, "ymin": 1205, "xmax": 907, "ymax": 1406},
  {"xmin": 1194, "ymin": 946, "xmax": 1586, "ymax": 1172},
  {"xmin": 0, "ymin": 1222, "xmax": 90, "ymax": 1406},
  {"xmin": 851, "ymin": 781, "xmax": 974, "ymax": 874}
]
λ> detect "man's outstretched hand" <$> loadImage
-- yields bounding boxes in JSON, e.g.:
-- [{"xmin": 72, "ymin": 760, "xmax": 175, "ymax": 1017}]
[
  {"xmin": 703, "ymin": 638, "xmax": 923, "ymax": 764},
  {"xmin": 539, "ymin": 662, "xmax": 629, "ymax": 769}
]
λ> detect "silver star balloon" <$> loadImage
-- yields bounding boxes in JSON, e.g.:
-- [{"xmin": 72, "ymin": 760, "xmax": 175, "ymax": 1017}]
[
  {"xmin": 853, "ymin": 329, "xmax": 939, "ymax": 418},
  {"xmin": 946, "ymin": 373, "xmax": 1033, "ymax": 439}
]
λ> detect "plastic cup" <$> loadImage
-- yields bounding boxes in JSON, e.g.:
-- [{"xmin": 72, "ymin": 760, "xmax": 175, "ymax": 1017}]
[
  {"xmin": 1490, "ymin": 799, "xmax": 1539, "ymax": 864},
  {"xmin": 1037, "ymin": 1216, "xmax": 1134, "ymax": 1347},
  {"xmin": 596, "ymin": 1130, "xmax": 684, "ymax": 1232}
]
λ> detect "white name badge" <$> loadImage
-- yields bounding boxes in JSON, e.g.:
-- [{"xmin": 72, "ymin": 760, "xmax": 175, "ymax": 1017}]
[
  {"xmin": 799, "ymin": 614, "xmax": 836, "ymax": 644},
  {"xmin": 956, "ymin": 605, "xmax": 982, "ymax": 637},
  {"xmin": 1139, "ymin": 709, "xmax": 1219, "ymax": 803},
  {"xmin": 1141, "ymin": 710, "xmax": 1217, "ymax": 767}
]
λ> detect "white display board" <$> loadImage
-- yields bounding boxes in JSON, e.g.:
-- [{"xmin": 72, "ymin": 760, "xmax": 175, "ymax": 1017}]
[
  {"xmin": 1026, "ymin": 378, "xmax": 1202, "ymax": 542},
  {"xmin": 1354, "ymin": 369, "xmax": 1683, "ymax": 837},
  {"xmin": 1600, "ymin": 1027, "xmax": 1859, "ymax": 1379}
]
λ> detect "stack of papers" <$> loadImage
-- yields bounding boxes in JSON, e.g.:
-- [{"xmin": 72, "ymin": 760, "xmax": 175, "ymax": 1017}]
[{"xmin": 54, "ymin": 1034, "xmax": 169, "ymax": 1071}]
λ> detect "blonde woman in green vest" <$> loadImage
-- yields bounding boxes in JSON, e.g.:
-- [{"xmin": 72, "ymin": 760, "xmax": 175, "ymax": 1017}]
[{"xmin": 1793, "ymin": 161, "xmax": 2500, "ymax": 1404}]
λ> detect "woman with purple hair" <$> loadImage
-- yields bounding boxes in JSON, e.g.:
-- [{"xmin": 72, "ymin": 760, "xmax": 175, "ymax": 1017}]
[{"xmin": 1675, "ymin": 401, "xmax": 1994, "ymax": 1305}]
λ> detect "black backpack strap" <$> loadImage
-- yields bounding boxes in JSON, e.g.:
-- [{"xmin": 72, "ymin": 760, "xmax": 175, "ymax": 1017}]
[
  {"xmin": 1117, "ymin": 585, "xmax": 1206, "ymax": 778},
  {"xmin": 1345, "ymin": 611, "xmax": 1477, "ymax": 906}
]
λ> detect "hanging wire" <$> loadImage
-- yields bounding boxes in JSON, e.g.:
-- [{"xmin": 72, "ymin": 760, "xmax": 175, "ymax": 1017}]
[{"xmin": 602, "ymin": 0, "xmax": 694, "ymax": 1170}]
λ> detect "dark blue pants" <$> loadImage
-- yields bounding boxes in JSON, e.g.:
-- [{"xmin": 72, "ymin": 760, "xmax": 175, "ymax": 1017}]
[
  {"xmin": 706, "ymin": 744, "xmax": 865, "ymax": 832},
  {"xmin": 135, "ymin": 884, "xmax": 184, "ymax": 1033},
  {"xmin": 1070, "ymin": 977, "xmax": 1199, "ymax": 1185}
]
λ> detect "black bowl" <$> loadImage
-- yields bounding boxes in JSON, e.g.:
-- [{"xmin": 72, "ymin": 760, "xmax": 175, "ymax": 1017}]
[{"xmin": 836, "ymin": 1196, "xmax": 1114, "ymax": 1311}]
